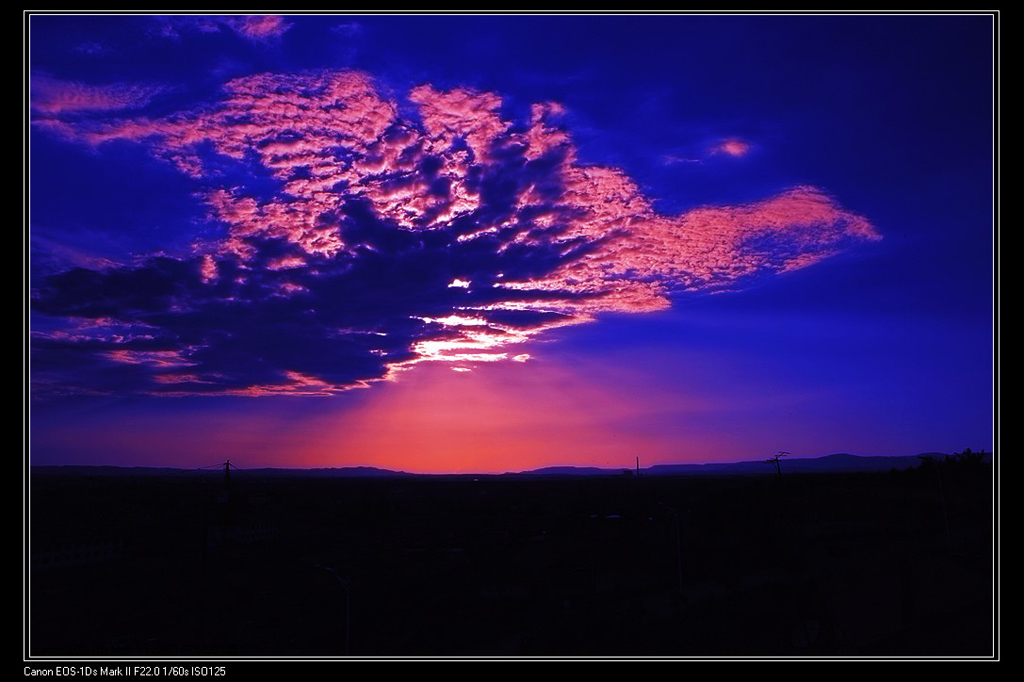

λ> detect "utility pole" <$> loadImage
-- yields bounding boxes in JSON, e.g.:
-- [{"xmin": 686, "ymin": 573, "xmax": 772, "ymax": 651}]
[{"xmin": 766, "ymin": 452, "xmax": 789, "ymax": 480}]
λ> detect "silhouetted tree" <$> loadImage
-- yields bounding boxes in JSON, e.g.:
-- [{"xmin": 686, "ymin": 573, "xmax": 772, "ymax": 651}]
[
  {"xmin": 952, "ymin": 448, "xmax": 986, "ymax": 468},
  {"xmin": 918, "ymin": 449, "xmax": 988, "ymax": 476}
]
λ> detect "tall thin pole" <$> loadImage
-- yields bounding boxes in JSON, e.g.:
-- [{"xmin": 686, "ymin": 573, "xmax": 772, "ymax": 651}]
[{"xmin": 766, "ymin": 452, "xmax": 788, "ymax": 481}]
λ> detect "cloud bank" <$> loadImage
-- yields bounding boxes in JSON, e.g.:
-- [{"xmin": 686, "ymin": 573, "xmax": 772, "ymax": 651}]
[{"xmin": 31, "ymin": 69, "xmax": 880, "ymax": 397}]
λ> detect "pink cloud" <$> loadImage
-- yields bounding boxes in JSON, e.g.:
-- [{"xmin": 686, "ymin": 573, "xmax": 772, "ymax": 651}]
[
  {"xmin": 409, "ymin": 85, "xmax": 509, "ymax": 163},
  {"xmin": 598, "ymin": 186, "xmax": 881, "ymax": 293},
  {"xmin": 35, "ymin": 70, "xmax": 880, "ymax": 395},
  {"xmin": 31, "ymin": 76, "xmax": 163, "ymax": 114},
  {"xmin": 712, "ymin": 138, "xmax": 752, "ymax": 157},
  {"xmin": 231, "ymin": 15, "xmax": 290, "ymax": 41}
]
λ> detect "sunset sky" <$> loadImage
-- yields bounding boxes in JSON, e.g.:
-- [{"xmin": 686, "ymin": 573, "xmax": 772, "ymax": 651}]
[{"xmin": 28, "ymin": 13, "xmax": 996, "ymax": 473}]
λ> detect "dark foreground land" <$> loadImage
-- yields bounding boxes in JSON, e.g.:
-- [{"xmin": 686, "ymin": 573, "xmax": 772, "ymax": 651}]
[{"xmin": 27, "ymin": 463, "xmax": 995, "ymax": 658}]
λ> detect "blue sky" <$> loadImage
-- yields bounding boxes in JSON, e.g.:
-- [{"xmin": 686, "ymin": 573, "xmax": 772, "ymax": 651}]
[{"xmin": 28, "ymin": 13, "xmax": 996, "ymax": 472}]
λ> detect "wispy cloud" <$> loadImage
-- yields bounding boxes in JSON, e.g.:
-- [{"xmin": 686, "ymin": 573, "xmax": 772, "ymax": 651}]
[
  {"xmin": 231, "ymin": 15, "xmax": 291, "ymax": 41},
  {"xmin": 30, "ymin": 75, "xmax": 165, "ymax": 115},
  {"xmin": 147, "ymin": 14, "xmax": 291, "ymax": 43},
  {"xmin": 31, "ymin": 70, "xmax": 879, "ymax": 397}
]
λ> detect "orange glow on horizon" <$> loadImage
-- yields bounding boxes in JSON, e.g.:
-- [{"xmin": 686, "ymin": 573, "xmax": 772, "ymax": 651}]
[{"xmin": 291, "ymin": 359, "xmax": 689, "ymax": 473}]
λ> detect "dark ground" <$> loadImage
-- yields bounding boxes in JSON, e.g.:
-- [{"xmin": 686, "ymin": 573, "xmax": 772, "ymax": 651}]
[{"xmin": 26, "ymin": 462, "xmax": 996, "ymax": 659}]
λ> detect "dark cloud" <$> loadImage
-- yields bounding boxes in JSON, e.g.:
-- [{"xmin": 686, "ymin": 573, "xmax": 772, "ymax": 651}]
[{"xmin": 31, "ymin": 70, "xmax": 879, "ymax": 397}]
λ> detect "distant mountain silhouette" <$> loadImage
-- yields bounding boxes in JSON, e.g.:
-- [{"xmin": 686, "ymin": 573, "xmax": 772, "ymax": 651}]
[
  {"xmin": 30, "ymin": 453, "xmax": 941, "ymax": 478},
  {"xmin": 514, "ymin": 466, "xmax": 620, "ymax": 477},
  {"xmin": 514, "ymin": 453, "xmax": 935, "ymax": 477},
  {"xmin": 643, "ymin": 453, "xmax": 928, "ymax": 476},
  {"xmin": 29, "ymin": 464, "xmax": 411, "ymax": 478},
  {"xmin": 239, "ymin": 466, "xmax": 412, "ymax": 478},
  {"xmin": 30, "ymin": 465, "xmax": 187, "ymax": 477}
]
